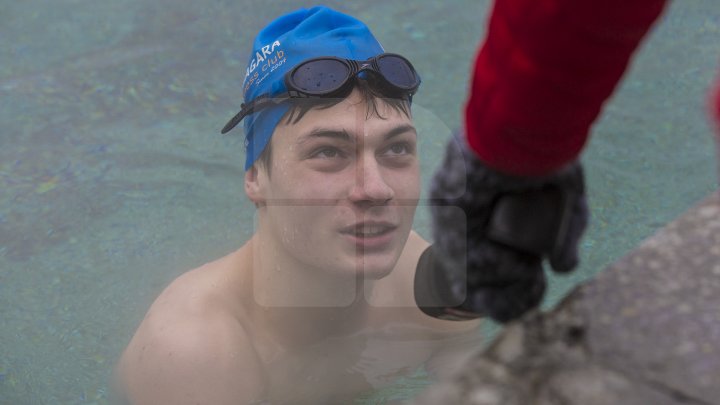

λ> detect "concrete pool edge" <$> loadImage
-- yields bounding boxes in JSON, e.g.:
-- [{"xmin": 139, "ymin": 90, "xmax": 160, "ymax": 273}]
[{"xmin": 412, "ymin": 191, "xmax": 720, "ymax": 405}]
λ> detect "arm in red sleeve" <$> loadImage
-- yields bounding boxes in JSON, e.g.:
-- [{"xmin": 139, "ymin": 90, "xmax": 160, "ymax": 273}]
[
  {"xmin": 466, "ymin": 0, "xmax": 668, "ymax": 176},
  {"xmin": 713, "ymin": 74, "xmax": 720, "ymax": 135},
  {"xmin": 713, "ymin": 75, "xmax": 720, "ymax": 174}
]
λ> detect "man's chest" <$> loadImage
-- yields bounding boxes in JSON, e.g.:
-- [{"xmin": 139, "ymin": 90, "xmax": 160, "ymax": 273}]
[{"xmin": 263, "ymin": 331, "xmax": 436, "ymax": 404}]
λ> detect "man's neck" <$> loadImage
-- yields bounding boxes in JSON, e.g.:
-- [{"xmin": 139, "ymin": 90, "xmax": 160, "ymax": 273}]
[{"xmin": 243, "ymin": 235, "xmax": 378, "ymax": 347}]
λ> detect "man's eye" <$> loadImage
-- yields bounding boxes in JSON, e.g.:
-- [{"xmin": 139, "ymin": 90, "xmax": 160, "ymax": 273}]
[
  {"xmin": 383, "ymin": 142, "xmax": 413, "ymax": 156},
  {"xmin": 312, "ymin": 147, "xmax": 344, "ymax": 159}
]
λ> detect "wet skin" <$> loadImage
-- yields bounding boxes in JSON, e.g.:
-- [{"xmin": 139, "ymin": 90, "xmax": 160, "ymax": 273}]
[{"xmin": 115, "ymin": 90, "xmax": 482, "ymax": 404}]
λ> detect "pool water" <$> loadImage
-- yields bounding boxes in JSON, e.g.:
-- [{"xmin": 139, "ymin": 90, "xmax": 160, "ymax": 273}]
[{"xmin": 1, "ymin": 1, "xmax": 718, "ymax": 404}]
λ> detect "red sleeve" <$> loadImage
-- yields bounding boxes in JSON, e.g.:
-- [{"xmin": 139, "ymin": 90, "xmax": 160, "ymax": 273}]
[
  {"xmin": 713, "ymin": 75, "xmax": 720, "ymax": 136},
  {"xmin": 465, "ymin": 0, "xmax": 668, "ymax": 176}
]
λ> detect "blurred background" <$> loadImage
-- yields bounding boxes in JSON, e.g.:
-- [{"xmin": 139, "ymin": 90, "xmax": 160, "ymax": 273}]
[{"xmin": 1, "ymin": 1, "xmax": 718, "ymax": 403}]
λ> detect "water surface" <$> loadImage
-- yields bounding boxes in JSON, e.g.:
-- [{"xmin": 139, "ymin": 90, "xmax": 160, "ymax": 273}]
[{"xmin": 1, "ymin": 1, "xmax": 718, "ymax": 403}]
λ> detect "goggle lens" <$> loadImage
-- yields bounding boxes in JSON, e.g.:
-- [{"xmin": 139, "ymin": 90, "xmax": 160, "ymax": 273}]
[
  {"xmin": 291, "ymin": 59, "xmax": 350, "ymax": 94},
  {"xmin": 376, "ymin": 55, "xmax": 417, "ymax": 89}
]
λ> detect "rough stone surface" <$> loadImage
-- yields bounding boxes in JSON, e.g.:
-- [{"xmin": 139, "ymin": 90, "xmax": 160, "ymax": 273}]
[{"xmin": 412, "ymin": 192, "xmax": 720, "ymax": 405}]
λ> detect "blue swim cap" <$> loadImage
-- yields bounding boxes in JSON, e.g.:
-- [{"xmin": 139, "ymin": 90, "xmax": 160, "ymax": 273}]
[{"xmin": 238, "ymin": 6, "xmax": 385, "ymax": 170}]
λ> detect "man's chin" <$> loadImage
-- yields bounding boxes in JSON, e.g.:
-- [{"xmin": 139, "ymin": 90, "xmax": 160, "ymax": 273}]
[{"xmin": 353, "ymin": 252, "xmax": 401, "ymax": 280}]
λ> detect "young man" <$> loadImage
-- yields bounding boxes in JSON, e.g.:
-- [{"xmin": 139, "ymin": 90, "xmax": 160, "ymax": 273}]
[{"xmin": 115, "ymin": 6, "xmax": 481, "ymax": 404}]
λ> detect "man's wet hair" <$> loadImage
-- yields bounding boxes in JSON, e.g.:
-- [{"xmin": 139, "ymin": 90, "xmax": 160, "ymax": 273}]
[{"xmin": 255, "ymin": 79, "xmax": 412, "ymax": 175}]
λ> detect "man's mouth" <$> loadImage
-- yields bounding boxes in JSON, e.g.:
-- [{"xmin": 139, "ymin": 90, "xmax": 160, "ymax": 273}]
[
  {"xmin": 341, "ymin": 222, "xmax": 397, "ymax": 237},
  {"xmin": 339, "ymin": 222, "xmax": 399, "ymax": 251},
  {"xmin": 351, "ymin": 224, "xmax": 395, "ymax": 237}
]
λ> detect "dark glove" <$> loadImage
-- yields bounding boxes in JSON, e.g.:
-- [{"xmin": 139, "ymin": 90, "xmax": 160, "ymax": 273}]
[{"xmin": 415, "ymin": 131, "xmax": 589, "ymax": 323}]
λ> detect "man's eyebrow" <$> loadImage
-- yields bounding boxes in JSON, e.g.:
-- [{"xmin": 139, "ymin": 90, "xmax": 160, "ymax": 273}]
[
  {"xmin": 384, "ymin": 124, "xmax": 417, "ymax": 140},
  {"xmin": 297, "ymin": 128, "xmax": 352, "ymax": 145},
  {"xmin": 296, "ymin": 124, "xmax": 417, "ymax": 145}
]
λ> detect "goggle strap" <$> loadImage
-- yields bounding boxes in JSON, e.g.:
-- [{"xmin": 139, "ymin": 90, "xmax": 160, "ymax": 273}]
[
  {"xmin": 287, "ymin": 90, "xmax": 312, "ymax": 98},
  {"xmin": 220, "ymin": 109, "xmax": 246, "ymax": 134},
  {"xmin": 221, "ymin": 94, "xmax": 288, "ymax": 134}
]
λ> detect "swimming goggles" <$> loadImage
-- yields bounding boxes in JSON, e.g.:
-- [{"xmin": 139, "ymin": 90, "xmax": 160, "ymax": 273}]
[{"xmin": 221, "ymin": 53, "xmax": 421, "ymax": 134}]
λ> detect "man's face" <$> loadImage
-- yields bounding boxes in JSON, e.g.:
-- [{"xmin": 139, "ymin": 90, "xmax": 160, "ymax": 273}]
[{"xmin": 249, "ymin": 89, "xmax": 420, "ymax": 280}]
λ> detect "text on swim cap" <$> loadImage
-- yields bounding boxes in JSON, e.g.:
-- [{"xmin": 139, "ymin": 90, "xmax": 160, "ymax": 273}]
[{"xmin": 245, "ymin": 40, "xmax": 282, "ymax": 80}]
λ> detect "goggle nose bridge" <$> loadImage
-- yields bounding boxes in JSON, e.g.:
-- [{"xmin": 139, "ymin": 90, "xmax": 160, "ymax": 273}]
[{"xmin": 350, "ymin": 59, "xmax": 386, "ymax": 83}]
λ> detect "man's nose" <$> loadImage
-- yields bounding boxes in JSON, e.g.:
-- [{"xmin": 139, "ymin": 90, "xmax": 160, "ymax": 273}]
[{"xmin": 348, "ymin": 156, "xmax": 394, "ymax": 205}]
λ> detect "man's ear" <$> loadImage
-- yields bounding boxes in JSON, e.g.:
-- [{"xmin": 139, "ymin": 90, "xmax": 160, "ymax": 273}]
[{"xmin": 245, "ymin": 164, "xmax": 266, "ymax": 206}]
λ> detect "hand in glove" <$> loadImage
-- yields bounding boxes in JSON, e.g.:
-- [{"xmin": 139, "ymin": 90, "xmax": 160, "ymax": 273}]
[{"xmin": 415, "ymin": 131, "xmax": 589, "ymax": 323}]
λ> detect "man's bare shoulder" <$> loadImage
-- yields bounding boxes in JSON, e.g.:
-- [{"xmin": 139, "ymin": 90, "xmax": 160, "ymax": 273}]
[{"xmin": 116, "ymin": 248, "xmax": 266, "ymax": 404}]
